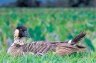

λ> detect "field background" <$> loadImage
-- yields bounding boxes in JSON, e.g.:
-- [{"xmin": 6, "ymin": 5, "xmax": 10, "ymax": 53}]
[{"xmin": 0, "ymin": 8, "xmax": 96, "ymax": 63}]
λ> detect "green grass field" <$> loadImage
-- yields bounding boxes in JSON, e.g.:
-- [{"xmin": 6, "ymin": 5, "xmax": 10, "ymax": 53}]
[
  {"xmin": 0, "ymin": 49, "xmax": 96, "ymax": 63},
  {"xmin": 0, "ymin": 8, "xmax": 96, "ymax": 63}
]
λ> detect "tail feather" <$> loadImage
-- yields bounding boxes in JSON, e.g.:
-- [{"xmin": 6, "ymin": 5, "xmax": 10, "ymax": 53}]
[{"xmin": 71, "ymin": 32, "xmax": 86, "ymax": 45}]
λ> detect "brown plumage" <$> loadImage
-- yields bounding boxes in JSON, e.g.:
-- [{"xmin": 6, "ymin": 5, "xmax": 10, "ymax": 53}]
[{"xmin": 7, "ymin": 26, "xmax": 86, "ymax": 56}]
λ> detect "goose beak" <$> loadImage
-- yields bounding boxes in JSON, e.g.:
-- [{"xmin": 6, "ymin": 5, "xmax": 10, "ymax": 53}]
[{"xmin": 24, "ymin": 31, "xmax": 28, "ymax": 37}]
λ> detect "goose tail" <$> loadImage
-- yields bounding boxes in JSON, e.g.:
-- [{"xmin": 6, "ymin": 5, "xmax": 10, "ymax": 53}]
[{"xmin": 68, "ymin": 32, "xmax": 86, "ymax": 45}]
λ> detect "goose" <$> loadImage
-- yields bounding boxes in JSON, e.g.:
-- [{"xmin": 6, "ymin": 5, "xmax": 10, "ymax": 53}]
[{"xmin": 7, "ymin": 26, "xmax": 86, "ymax": 56}]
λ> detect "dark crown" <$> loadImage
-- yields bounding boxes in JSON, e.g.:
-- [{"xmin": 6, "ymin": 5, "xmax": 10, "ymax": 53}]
[
  {"xmin": 16, "ymin": 26, "xmax": 28, "ymax": 38},
  {"xmin": 16, "ymin": 26, "xmax": 27, "ymax": 31}
]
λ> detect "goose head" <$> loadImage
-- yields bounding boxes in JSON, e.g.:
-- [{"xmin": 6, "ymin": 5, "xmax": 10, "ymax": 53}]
[
  {"xmin": 13, "ymin": 25, "xmax": 28, "ymax": 45},
  {"xmin": 14, "ymin": 25, "xmax": 28, "ymax": 38}
]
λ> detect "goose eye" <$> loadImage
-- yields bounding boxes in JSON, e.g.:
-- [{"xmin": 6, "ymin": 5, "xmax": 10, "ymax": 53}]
[{"xmin": 20, "ymin": 29, "xmax": 22, "ymax": 31}]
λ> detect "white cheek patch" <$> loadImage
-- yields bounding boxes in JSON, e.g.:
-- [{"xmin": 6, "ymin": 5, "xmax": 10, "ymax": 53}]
[
  {"xmin": 14, "ymin": 29, "xmax": 19, "ymax": 37},
  {"xmin": 68, "ymin": 40, "xmax": 72, "ymax": 44}
]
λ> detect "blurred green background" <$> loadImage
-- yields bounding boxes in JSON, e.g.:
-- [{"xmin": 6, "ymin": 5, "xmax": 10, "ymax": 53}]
[{"xmin": 0, "ymin": 8, "xmax": 96, "ymax": 51}]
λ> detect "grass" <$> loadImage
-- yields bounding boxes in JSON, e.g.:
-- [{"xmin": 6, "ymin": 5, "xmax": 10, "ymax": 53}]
[
  {"xmin": 0, "ymin": 49, "xmax": 96, "ymax": 63},
  {"xmin": 0, "ymin": 8, "xmax": 96, "ymax": 63}
]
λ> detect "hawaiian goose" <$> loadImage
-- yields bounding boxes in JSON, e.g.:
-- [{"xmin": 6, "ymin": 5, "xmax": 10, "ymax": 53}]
[{"xmin": 7, "ymin": 26, "xmax": 86, "ymax": 56}]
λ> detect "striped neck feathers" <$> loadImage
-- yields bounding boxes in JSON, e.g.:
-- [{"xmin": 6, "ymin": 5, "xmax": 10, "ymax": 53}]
[{"xmin": 13, "ymin": 36, "xmax": 27, "ymax": 45}]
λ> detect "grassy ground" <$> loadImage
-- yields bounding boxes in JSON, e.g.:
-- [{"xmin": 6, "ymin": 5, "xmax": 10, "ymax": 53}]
[
  {"xmin": 0, "ymin": 49, "xmax": 96, "ymax": 63},
  {"xmin": 0, "ymin": 8, "xmax": 96, "ymax": 63}
]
